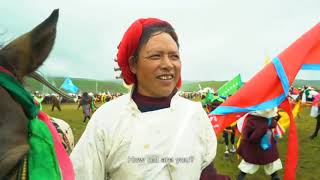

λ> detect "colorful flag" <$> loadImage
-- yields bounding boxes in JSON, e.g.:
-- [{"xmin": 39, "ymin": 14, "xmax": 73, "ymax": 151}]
[
  {"xmin": 202, "ymin": 91, "xmax": 224, "ymax": 106},
  {"xmin": 278, "ymin": 101, "xmax": 301, "ymax": 133},
  {"xmin": 60, "ymin": 78, "xmax": 79, "ymax": 94},
  {"xmin": 209, "ymin": 23, "xmax": 320, "ymax": 180},
  {"xmin": 217, "ymin": 74, "xmax": 243, "ymax": 97}
]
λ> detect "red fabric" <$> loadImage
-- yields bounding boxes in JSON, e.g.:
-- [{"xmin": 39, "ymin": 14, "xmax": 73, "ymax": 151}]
[
  {"xmin": 312, "ymin": 93, "xmax": 320, "ymax": 106},
  {"xmin": 293, "ymin": 89, "xmax": 300, "ymax": 95},
  {"xmin": 38, "ymin": 112, "xmax": 75, "ymax": 180},
  {"xmin": 0, "ymin": 66, "xmax": 15, "ymax": 78},
  {"xmin": 210, "ymin": 113, "xmax": 245, "ymax": 135},
  {"xmin": 280, "ymin": 99, "xmax": 298, "ymax": 180},
  {"xmin": 117, "ymin": 18, "xmax": 182, "ymax": 88},
  {"xmin": 210, "ymin": 23, "xmax": 320, "ymax": 180},
  {"xmin": 210, "ymin": 23, "xmax": 320, "ymax": 135}
]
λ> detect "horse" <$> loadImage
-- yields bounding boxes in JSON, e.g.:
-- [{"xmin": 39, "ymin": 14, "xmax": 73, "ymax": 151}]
[{"xmin": 0, "ymin": 9, "xmax": 74, "ymax": 180}]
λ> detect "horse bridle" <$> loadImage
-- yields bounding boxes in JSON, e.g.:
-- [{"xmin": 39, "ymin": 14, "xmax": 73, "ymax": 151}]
[{"xmin": 0, "ymin": 65, "xmax": 16, "ymax": 78}]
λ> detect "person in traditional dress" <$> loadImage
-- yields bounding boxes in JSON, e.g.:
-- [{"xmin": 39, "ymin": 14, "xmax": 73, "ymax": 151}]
[
  {"xmin": 51, "ymin": 94, "xmax": 62, "ymax": 111},
  {"xmin": 71, "ymin": 18, "xmax": 229, "ymax": 180},
  {"xmin": 309, "ymin": 93, "xmax": 320, "ymax": 139},
  {"xmin": 88, "ymin": 92, "xmax": 98, "ymax": 112},
  {"xmin": 236, "ymin": 108, "xmax": 282, "ymax": 180},
  {"xmin": 77, "ymin": 92, "xmax": 92, "ymax": 123}
]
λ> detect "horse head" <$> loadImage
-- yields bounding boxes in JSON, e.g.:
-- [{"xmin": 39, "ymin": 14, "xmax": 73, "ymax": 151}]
[{"xmin": 0, "ymin": 9, "xmax": 59, "ymax": 179}]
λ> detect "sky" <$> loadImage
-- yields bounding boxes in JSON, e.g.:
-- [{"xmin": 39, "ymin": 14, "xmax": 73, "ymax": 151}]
[{"xmin": 1, "ymin": 0, "xmax": 320, "ymax": 82}]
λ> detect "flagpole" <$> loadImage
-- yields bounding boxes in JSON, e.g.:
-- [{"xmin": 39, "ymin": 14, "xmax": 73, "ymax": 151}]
[{"xmin": 36, "ymin": 70, "xmax": 48, "ymax": 94}]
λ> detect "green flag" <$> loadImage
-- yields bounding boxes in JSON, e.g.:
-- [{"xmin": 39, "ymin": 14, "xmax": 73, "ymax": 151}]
[{"xmin": 217, "ymin": 74, "xmax": 243, "ymax": 97}]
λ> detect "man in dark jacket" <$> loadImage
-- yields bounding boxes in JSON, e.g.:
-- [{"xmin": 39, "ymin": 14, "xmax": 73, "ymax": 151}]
[{"xmin": 51, "ymin": 94, "xmax": 62, "ymax": 111}]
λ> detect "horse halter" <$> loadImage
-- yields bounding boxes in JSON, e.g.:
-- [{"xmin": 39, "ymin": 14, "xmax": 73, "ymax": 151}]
[{"xmin": 0, "ymin": 66, "xmax": 16, "ymax": 79}]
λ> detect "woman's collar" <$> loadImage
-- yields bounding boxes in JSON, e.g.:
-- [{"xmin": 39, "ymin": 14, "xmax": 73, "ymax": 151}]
[{"xmin": 126, "ymin": 84, "xmax": 179, "ymax": 111}]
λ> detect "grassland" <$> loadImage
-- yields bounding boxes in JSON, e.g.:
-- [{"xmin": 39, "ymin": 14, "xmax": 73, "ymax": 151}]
[{"xmin": 43, "ymin": 102, "xmax": 320, "ymax": 180}]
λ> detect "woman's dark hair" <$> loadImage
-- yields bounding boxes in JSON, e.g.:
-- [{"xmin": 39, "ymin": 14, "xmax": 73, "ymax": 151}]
[
  {"xmin": 132, "ymin": 23, "xmax": 179, "ymax": 63},
  {"xmin": 83, "ymin": 92, "xmax": 88, "ymax": 97}
]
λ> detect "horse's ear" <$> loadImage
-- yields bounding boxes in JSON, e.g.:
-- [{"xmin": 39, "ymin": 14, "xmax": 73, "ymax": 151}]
[
  {"xmin": 1, "ymin": 9, "xmax": 59, "ymax": 80},
  {"xmin": 30, "ymin": 9, "xmax": 59, "ymax": 70}
]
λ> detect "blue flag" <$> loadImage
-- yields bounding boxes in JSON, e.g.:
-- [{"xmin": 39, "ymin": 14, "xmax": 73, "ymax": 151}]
[{"xmin": 60, "ymin": 78, "xmax": 79, "ymax": 93}]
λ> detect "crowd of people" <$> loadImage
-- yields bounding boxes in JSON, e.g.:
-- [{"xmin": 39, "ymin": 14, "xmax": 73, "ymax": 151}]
[
  {"xmin": 32, "ymin": 82, "xmax": 320, "ymax": 180},
  {"xmin": 30, "ymin": 17, "xmax": 320, "ymax": 180}
]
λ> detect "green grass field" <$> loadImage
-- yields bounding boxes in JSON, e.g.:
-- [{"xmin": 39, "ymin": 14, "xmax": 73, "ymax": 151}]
[{"xmin": 43, "ymin": 103, "xmax": 320, "ymax": 180}]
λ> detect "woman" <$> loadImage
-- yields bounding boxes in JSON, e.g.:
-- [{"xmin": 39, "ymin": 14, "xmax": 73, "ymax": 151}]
[
  {"xmin": 309, "ymin": 92, "xmax": 320, "ymax": 139},
  {"xmin": 77, "ymin": 92, "xmax": 92, "ymax": 123},
  {"xmin": 71, "ymin": 18, "xmax": 228, "ymax": 180}
]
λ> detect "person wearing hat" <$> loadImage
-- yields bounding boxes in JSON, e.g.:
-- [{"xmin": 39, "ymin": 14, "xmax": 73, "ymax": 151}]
[
  {"xmin": 71, "ymin": 18, "xmax": 229, "ymax": 180},
  {"xmin": 236, "ymin": 108, "xmax": 282, "ymax": 180}
]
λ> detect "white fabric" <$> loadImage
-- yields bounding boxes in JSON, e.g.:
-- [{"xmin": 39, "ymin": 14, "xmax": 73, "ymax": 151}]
[
  {"xmin": 236, "ymin": 113, "xmax": 249, "ymax": 133},
  {"xmin": 310, "ymin": 105, "xmax": 319, "ymax": 117},
  {"xmin": 70, "ymin": 92, "xmax": 217, "ymax": 180},
  {"xmin": 250, "ymin": 107, "xmax": 278, "ymax": 118},
  {"xmin": 238, "ymin": 159, "xmax": 282, "ymax": 175},
  {"xmin": 289, "ymin": 94, "xmax": 298, "ymax": 101},
  {"xmin": 302, "ymin": 93, "xmax": 307, "ymax": 104},
  {"xmin": 309, "ymin": 90, "xmax": 319, "ymax": 97}
]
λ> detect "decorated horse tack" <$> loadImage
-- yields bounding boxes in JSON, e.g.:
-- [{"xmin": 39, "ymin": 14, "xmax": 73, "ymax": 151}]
[
  {"xmin": 0, "ymin": 9, "xmax": 74, "ymax": 180},
  {"xmin": 51, "ymin": 117, "xmax": 75, "ymax": 154}
]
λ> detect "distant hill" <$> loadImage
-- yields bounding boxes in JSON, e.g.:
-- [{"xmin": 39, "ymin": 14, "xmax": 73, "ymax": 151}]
[
  {"xmin": 24, "ymin": 77, "xmax": 128, "ymax": 94},
  {"xmin": 293, "ymin": 79, "xmax": 320, "ymax": 89},
  {"xmin": 180, "ymin": 80, "xmax": 227, "ymax": 91},
  {"xmin": 182, "ymin": 79, "xmax": 320, "ymax": 92},
  {"xmin": 24, "ymin": 76, "xmax": 320, "ymax": 94},
  {"xmin": 24, "ymin": 76, "xmax": 228, "ymax": 94}
]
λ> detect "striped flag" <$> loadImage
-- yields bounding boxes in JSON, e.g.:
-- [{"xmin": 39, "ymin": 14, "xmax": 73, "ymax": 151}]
[{"xmin": 209, "ymin": 23, "xmax": 320, "ymax": 180}]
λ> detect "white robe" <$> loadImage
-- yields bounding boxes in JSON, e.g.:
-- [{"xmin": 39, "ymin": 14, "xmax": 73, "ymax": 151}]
[{"xmin": 70, "ymin": 93, "xmax": 217, "ymax": 180}]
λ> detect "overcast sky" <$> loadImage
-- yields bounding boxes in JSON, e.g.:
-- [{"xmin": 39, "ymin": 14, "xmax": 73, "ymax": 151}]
[{"xmin": 1, "ymin": 0, "xmax": 319, "ymax": 81}]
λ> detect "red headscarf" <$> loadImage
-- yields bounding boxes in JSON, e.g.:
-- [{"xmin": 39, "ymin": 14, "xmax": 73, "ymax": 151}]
[{"xmin": 116, "ymin": 18, "xmax": 182, "ymax": 88}]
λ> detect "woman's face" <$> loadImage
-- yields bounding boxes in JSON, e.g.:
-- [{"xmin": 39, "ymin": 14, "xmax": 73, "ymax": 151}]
[{"xmin": 130, "ymin": 32, "xmax": 181, "ymax": 97}]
